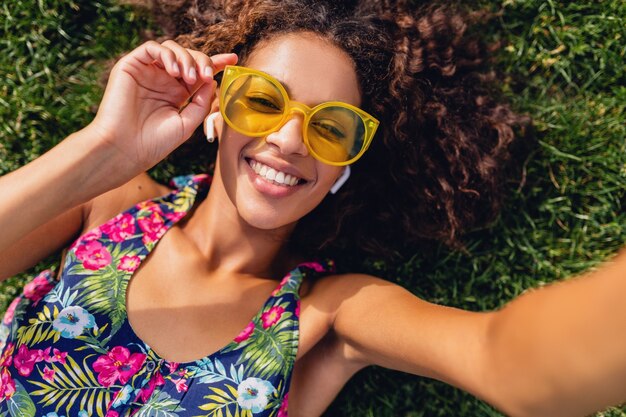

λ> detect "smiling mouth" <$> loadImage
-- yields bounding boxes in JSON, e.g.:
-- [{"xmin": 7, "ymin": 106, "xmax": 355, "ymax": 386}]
[{"xmin": 246, "ymin": 158, "xmax": 306, "ymax": 187}]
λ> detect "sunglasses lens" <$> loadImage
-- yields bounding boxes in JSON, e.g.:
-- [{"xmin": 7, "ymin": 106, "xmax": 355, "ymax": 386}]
[
  {"xmin": 223, "ymin": 74, "xmax": 285, "ymax": 133},
  {"xmin": 307, "ymin": 106, "xmax": 366, "ymax": 164}
]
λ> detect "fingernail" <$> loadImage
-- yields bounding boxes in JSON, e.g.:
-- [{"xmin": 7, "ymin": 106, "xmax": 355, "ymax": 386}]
[
  {"xmin": 189, "ymin": 67, "xmax": 197, "ymax": 81},
  {"xmin": 172, "ymin": 62, "xmax": 180, "ymax": 75},
  {"xmin": 204, "ymin": 66, "xmax": 213, "ymax": 78}
]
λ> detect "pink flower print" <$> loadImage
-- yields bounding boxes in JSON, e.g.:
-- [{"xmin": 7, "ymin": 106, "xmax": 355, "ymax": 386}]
[
  {"xmin": 118, "ymin": 255, "xmax": 141, "ymax": 272},
  {"xmin": 234, "ymin": 322, "xmax": 255, "ymax": 343},
  {"xmin": 101, "ymin": 213, "xmax": 136, "ymax": 242},
  {"xmin": 167, "ymin": 362, "xmax": 179, "ymax": 373},
  {"xmin": 69, "ymin": 228, "xmax": 102, "ymax": 250},
  {"xmin": 75, "ymin": 241, "xmax": 112, "ymax": 271},
  {"xmin": 261, "ymin": 306, "xmax": 285, "ymax": 329},
  {"xmin": 92, "ymin": 346, "xmax": 146, "ymax": 387},
  {"xmin": 138, "ymin": 372, "xmax": 165, "ymax": 402},
  {"xmin": 0, "ymin": 343, "xmax": 15, "ymax": 367},
  {"xmin": 191, "ymin": 173, "xmax": 211, "ymax": 184},
  {"xmin": 295, "ymin": 300, "xmax": 300, "ymax": 318},
  {"xmin": 42, "ymin": 366, "xmax": 55, "ymax": 383},
  {"xmin": 136, "ymin": 201, "xmax": 163, "ymax": 214},
  {"xmin": 3, "ymin": 298, "xmax": 21, "ymax": 325},
  {"xmin": 272, "ymin": 275, "xmax": 291, "ymax": 296},
  {"xmin": 165, "ymin": 211, "xmax": 186, "ymax": 223},
  {"xmin": 138, "ymin": 211, "xmax": 165, "ymax": 245},
  {"xmin": 299, "ymin": 262, "xmax": 326, "ymax": 273},
  {"xmin": 105, "ymin": 411, "xmax": 119, "ymax": 417},
  {"xmin": 38, "ymin": 347, "xmax": 51, "ymax": 361},
  {"xmin": 23, "ymin": 273, "xmax": 54, "ymax": 304},
  {"xmin": 172, "ymin": 377, "xmax": 188, "ymax": 393},
  {"xmin": 0, "ymin": 367, "xmax": 15, "ymax": 400},
  {"xmin": 13, "ymin": 345, "xmax": 46, "ymax": 377},
  {"xmin": 46, "ymin": 348, "xmax": 67, "ymax": 365},
  {"xmin": 278, "ymin": 392, "xmax": 289, "ymax": 417}
]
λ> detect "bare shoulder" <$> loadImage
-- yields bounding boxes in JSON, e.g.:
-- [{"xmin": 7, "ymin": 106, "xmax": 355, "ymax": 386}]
[
  {"xmin": 304, "ymin": 272, "xmax": 397, "ymax": 293},
  {"xmin": 302, "ymin": 272, "xmax": 405, "ymax": 322},
  {"xmin": 84, "ymin": 173, "xmax": 172, "ymax": 232}
]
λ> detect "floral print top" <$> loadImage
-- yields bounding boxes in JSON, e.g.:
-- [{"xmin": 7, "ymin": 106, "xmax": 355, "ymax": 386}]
[{"xmin": 0, "ymin": 174, "xmax": 335, "ymax": 417}]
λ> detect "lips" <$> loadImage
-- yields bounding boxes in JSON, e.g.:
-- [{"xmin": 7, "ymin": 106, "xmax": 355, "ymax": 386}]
[{"xmin": 246, "ymin": 158, "xmax": 305, "ymax": 187}]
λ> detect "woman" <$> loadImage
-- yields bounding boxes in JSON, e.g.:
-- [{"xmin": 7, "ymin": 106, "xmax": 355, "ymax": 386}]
[{"xmin": 0, "ymin": 1, "xmax": 625, "ymax": 416}]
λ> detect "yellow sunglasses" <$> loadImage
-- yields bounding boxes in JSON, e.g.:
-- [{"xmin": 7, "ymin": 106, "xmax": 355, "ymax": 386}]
[{"xmin": 218, "ymin": 65, "xmax": 379, "ymax": 166}]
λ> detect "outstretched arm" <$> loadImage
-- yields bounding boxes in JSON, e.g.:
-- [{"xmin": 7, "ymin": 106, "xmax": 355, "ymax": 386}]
[
  {"xmin": 330, "ymin": 249, "xmax": 626, "ymax": 417},
  {"xmin": 485, "ymin": 249, "xmax": 626, "ymax": 416}
]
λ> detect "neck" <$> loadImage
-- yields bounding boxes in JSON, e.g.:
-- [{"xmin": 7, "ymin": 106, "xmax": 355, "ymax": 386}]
[{"xmin": 179, "ymin": 172, "xmax": 297, "ymax": 279}]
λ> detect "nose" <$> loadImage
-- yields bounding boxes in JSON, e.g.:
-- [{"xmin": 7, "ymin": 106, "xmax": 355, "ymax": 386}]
[{"xmin": 264, "ymin": 115, "xmax": 309, "ymax": 157}]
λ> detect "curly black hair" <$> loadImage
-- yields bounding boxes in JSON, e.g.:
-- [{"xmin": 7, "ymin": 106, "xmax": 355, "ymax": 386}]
[{"xmin": 127, "ymin": 0, "xmax": 530, "ymax": 261}]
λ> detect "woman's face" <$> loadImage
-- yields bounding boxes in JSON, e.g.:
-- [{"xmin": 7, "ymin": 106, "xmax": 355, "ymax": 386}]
[{"xmin": 213, "ymin": 32, "xmax": 361, "ymax": 231}]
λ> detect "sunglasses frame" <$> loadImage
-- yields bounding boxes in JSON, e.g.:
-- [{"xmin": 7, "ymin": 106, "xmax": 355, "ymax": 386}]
[{"xmin": 218, "ymin": 65, "xmax": 379, "ymax": 166}]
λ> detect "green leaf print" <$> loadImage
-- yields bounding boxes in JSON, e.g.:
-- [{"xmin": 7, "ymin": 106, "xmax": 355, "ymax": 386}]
[
  {"xmin": 273, "ymin": 270, "xmax": 303, "ymax": 298},
  {"xmin": 74, "ymin": 265, "xmax": 129, "ymax": 337},
  {"xmin": 43, "ymin": 279, "xmax": 78, "ymax": 308},
  {"xmin": 9, "ymin": 299, "xmax": 31, "ymax": 341},
  {"xmin": 134, "ymin": 391, "xmax": 185, "ymax": 417},
  {"xmin": 7, "ymin": 380, "xmax": 36, "ymax": 417},
  {"xmin": 15, "ymin": 305, "xmax": 59, "ymax": 347},
  {"xmin": 28, "ymin": 354, "xmax": 113, "ymax": 417},
  {"xmin": 190, "ymin": 358, "xmax": 247, "ymax": 386},
  {"xmin": 170, "ymin": 187, "xmax": 198, "ymax": 212},
  {"xmin": 196, "ymin": 384, "xmax": 255, "ymax": 417},
  {"xmin": 227, "ymin": 301, "xmax": 298, "ymax": 379}
]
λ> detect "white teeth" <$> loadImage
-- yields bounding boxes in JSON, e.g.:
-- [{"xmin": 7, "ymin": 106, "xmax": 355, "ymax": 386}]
[{"xmin": 247, "ymin": 159, "xmax": 302, "ymax": 187}]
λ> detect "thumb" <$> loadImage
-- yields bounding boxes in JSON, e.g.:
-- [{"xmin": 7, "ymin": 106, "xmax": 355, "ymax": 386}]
[{"xmin": 178, "ymin": 81, "xmax": 215, "ymax": 141}]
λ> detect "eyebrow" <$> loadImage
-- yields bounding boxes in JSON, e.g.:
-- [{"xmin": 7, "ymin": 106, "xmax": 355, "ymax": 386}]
[{"xmin": 257, "ymin": 69, "xmax": 295, "ymax": 97}]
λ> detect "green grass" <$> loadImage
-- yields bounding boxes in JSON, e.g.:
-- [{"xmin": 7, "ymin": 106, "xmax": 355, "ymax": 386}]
[
  {"xmin": 1, "ymin": 0, "xmax": 625, "ymax": 416},
  {"xmin": 0, "ymin": 0, "xmax": 152, "ymax": 312}
]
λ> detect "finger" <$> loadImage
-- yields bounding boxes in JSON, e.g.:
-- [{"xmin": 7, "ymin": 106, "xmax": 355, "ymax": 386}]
[
  {"xmin": 179, "ymin": 81, "xmax": 217, "ymax": 141},
  {"xmin": 162, "ymin": 40, "xmax": 199, "ymax": 85},
  {"xmin": 210, "ymin": 53, "xmax": 239, "ymax": 74},
  {"xmin": 184, "ymin": 49, "xmax": 238, "ymax": 96},
  {"xmin": 186, "ymin": 49, "xmax": 216, "ymax": 83},
  {"xmin": 129, "ymin": 40, "xmax": 181, "ymax": 77},
  {"xmin": 186, "ymin": 50, "xmax": 238, "ymax": 84}
]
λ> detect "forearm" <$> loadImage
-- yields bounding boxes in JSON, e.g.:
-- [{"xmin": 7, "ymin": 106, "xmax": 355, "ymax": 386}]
[
  {"xmin": 0, "ymin": 41, "xmax": 235, "ymax": 255},
  {"xmin": 485, "ymin": 249, "xmax": 626, "ymax": 417},
  {"xmin": 0, "ymin": 125, "xmax": 126, "ymax": 253}
]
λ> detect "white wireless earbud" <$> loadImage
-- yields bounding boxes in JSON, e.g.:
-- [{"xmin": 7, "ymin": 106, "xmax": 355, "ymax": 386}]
[
  {"xmin": 205, "ymin": 112, "xmax": 220, "ymax": 143},
  {"xmin": 330, "ymin": 165, "xmax": 351, "ymax": 194}
]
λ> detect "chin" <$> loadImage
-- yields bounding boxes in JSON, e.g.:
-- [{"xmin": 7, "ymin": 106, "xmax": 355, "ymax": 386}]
[{"xmin": 236, "ymin": 201, "xmax": 301, "ymax": 233}]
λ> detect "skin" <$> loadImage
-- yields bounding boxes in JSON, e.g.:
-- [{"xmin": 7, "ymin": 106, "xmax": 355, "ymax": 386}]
[{"xmin": 2, "ymin": 33, "xmax": 626, "ymax": 417}]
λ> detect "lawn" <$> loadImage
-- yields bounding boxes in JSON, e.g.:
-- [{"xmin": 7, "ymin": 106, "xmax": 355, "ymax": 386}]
[{"xmin": 0, "ymin": 0, "xmax": 625, "ymax": 415}]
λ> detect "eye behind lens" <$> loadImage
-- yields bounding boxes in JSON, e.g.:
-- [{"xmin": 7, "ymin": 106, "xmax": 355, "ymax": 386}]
[{"xmin": 223, "ymin": 74, "xmax": 287, "ymax": 134}]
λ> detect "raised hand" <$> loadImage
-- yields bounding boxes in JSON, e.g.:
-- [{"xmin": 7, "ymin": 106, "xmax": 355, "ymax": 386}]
[{"xmin": 88, "ymin": 40, "xmax": 237, "ymax": 176}]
